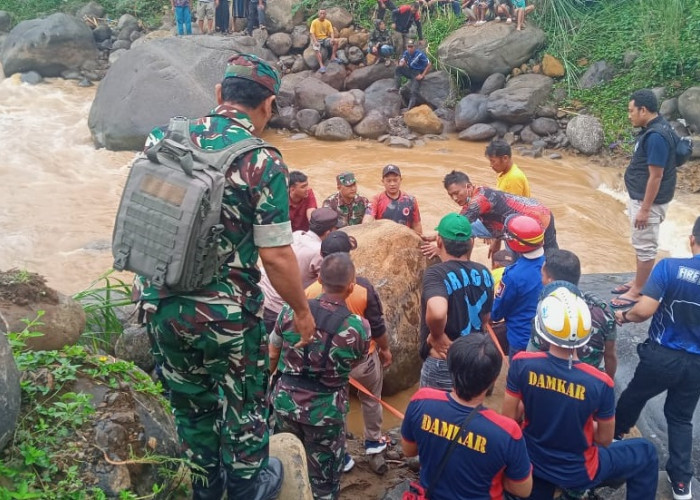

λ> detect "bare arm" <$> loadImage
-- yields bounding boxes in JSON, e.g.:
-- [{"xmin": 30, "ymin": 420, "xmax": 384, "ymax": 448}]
[
  {"xmin": 504, "ymin": 475, "xmax": 533, "ymax": 498},
  {"xmin": 375, "ymin": 332, "xmax": 393, "ymax": 368},
  {"xmin": 594, "ymin": 418, "xmax": 614, "ymax": 447},
  {"xmin": 363, "ymin": 214, "xmax": 375, "ymax": 223},
  {"xmin": 401, "ymin": 438, "xmax": 418, "ymax": 457},
  {"xmin": 635, "ymin": 165, "xmax": 663, "ymax": 229},
  {"xmin": 502, "ymin": 393, "xmax": 523, "ymax": 421},
  {"xmin": 614, "ymin": 295, "xmax": 661, "ymax": 325},
  {"xmin": 603, "ymin": 340, "xmax": 617, "ymax": 379},
  {"xmin": 426, "ymin": 296, "xmax": 451, "ymax": 359},
  {"xmin": 259, "ymin": 246, "xmax": 316, "ymax": 346},
  {"xmin": 412, "ymin": 220, "xmax": 423, "ymax": 236}
]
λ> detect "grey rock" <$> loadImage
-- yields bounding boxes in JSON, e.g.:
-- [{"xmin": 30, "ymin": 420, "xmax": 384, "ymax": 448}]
[
  {"xmin": 532, "ymin": 139, "xmax": 546, "ymax": 149},
  {"xmin": 78, "ymin": 77, "xmax": 94, "ymax": 87},
  {"xmin": 678, "ymin": 87, "xmax": 700, "ymax": 133},
  {"xmin": 61, "ymin": 69, "xmax": 82, "ymax": 79},
  {"xmin": 509, "ymin": 123, "xmax": 525, "ymax": 134},
  {"xmin": 622, "ymin": 50, "xmax": 639, "ymax": 68},
  {"xmin": 117, "ymin": 14, "xmax": 138, "ymax": 32},
  {"xmin": 312, "ymin": 62, "xmax": 345, "ymax": 90},
  {"xmin": 266, "ymin": 0, "xmax": 294, "ymax": 33},
  {"xmin": 315, "ymin": 117, "xmax": 353, "ymax": 140},
  {"xmin": 487, "ymin": 74, "xmax": 553, "ymax": 124},
  {"xmin": 0, "ymin": 332, "xmax": 20, "ymax": 451},
  {"xmin": 335, "ymin": 49, "xmax": 349, "ymax": 65},
  {"xmin": 269, "ymin": 105, "xmax": 296, "ymax": 129},
  {"xmin": 267, "ymin": 32, "xmax": 292, "ymax": 56},
  {"xmin": 1, "ymin": 13, "xmax": 98, "ymax": 77},
  {"xmin": 659, "ymin": 98, "xmax": 679, "ymax": 121},
  {"xmin": 417, "ymin": 70, "xmax": 453, "ymax": 109},
  {"xmin": 295, "ymin": 77, "xmax": 338, "ymax": 114},
  {"xmin": 290, "ymin": 133, "xmax": 309, "ymax": 140},
  {"xmin": 325, "ymin": 7, "xmax": 353, "ymax": 30},
  {"xmin": 117, "ymin": 24, "xmax": 136, "ymax": 41},
  {"xmin": 88, "ymin": 36, "xmax": 277, "ymax": 150},
  {"xmin": 537, "ymin": 105, "xmax": 557, "ymax": 118},
  {"xmin": 491, "ymin": 120, "xmax": 509, "ymax": 137},
  {"xmin": 519, "ymin": 125, "xmax": 540, "ymax": 144},
  {"xmin": 503, "ymin": 131, "xmax": 516, "ymax": 144},
  {"xmin": 652, "ymin": 87, "xmax": 666, "ymax": 102},
  {"xmin": 325, "ymin": 89, "xmax": 365, "ymax": 125},
  {"xmin": 344, "ymin": 62, "xmax": 394, "ymax": 90},
  {"xmin": 458, "ymin": 123, "xmax": 497, "ymax": 141},
  {"xmin": 0, "ymin": 11, "xmax": 12, "ymax": 33},
  {"xmin": 98, "ymin": 39, "xmax": 112, "ymax": 50},
  {"xmin": 454, "ymin": 93, "xmax": 490, "ymax": 131},
  {"xmin": 296, "ymin": 108, "xmax": 321, "ymax": 132},
  {"xmin": 82, "ymin": 70, "xmax": 102, "ymax": 81},
  {"xmin": 364, "ymin": 79, "xmax": 402, "ymax": 118},
  {"xmin": 108, "ymin": 48, "xmax": 126, "ymax": 65},
  {"xmin": 480, "ymin": 72, "xmax": 506, "ymax": 95},
  {"xmin": 347, "ymin": 45, "xmax": 364, "ymax": 64},
  {"xmin": 290, "ymin": 55, "xmax": 306, "ymax": 73},
  {"xmin": 578, "ymin": 60, "xmax": 614, "ymax": 89},
  {"xmin": 530, "ymin": 117, "xmax": 559, "ymax": 136},
  {"xmin": 20, "ymin": 71, "xmax": 43, "ymax": 84},
  {"xmin": 437, "ymin": 22, "xmax": 545, "ymax": 83},
  {"xmin": 549, "ymin": 153, "xmax": 562, "ymax": 159},
  {"xmin": 388, "ymin": 136, "xmax": 412, "ymax": 148},
  {"xmin": 129, "ymin": 30, "xmax": 142, "ymax": 43},
  {"xmin": 302, "ymin": 45, "xmax": 319, "ymax": 70},
  {"xmin": 114, "ymin": 325, "xmax": 155, "ymax": 373},
  {"xmin": 94, "ymin": 462, "xmax": 131, "ymax": 496},
  {"xmin": 95, "ymin": 420, "xmax": 128, "ymax": 450},
  {"xmin": 377, "ymin": 134, "xmax": 391, "ymax": 143},
  {"xmin": 76, "ymin": 1, "xmax": 106, "ymax": 21},
  {"xmin": 291, "ymin": 24, "xmax": 310, "ymax": 50},
  {"xmin": 92, "ymin": 23, "xmax": 112, "ymax": 43},
  {"xmin": 112, "ymin": 39, "xmax": 131, "ymax": 50},
  {"xmin": 566, "ymin": 114, "xmax": 604, "ymax": 155},
  {"xmin": 279, "ymin": 70, "xmax": 312, "ymax": 107}
]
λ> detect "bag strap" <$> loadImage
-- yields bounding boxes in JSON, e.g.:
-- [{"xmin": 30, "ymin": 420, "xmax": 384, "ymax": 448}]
[{"xmin": 425, "ymin": 404, "xmax": 483, "ymax": 499}]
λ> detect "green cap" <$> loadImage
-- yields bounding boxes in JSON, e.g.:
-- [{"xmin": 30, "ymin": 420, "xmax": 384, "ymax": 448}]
[
  {"xmin": 336, "ymin": 172, "xmax": 357, "ymax": 186},
  {"xmin": 435, "ymin": 213, "xmax": 472, "ymax": 241},
  {"xmin": 224, "ymin": 53, "xmax": 281, "ymax": 95}
]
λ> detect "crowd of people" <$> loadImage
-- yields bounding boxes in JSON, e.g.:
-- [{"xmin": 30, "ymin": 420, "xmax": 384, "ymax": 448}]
[{"xmin": 133, "ymin": 52, "xmax": 699, "ymax": 500}]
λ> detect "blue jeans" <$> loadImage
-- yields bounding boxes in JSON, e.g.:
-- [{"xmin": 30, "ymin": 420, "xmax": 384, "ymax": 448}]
[
  {"xmin": 616, "ymin": 340, "xmax": 700, "ymax": 484},
  {"xmin": 174, "ymin": 5, "xmax": 192, "ymax": 35},
  {"xmin": 419, "ymin": 356, "xmax": 452, "ymax": 390},
  {"xmin": 525, "ymin": 439, "xmax": 658, "ymax": 500},
  {"xmin": 246, "ymin": 0, "xmax": 266, "ymax": 32},
  {"xmin": 471, "ymin": 219, "xmax": 492, "ymax": 238}
]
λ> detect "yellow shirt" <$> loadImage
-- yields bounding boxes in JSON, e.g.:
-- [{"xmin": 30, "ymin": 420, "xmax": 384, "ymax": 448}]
[
  {"xmin": 310, "ymin": 18, "xmax": 334, "ymax": 41},
  {"xmin": 497, "ymin": 163, "xmax": 530, "ymax": 197},
  {"xmin": 491, "ymin": 266, "xmax": 505, "ymax": 291}
]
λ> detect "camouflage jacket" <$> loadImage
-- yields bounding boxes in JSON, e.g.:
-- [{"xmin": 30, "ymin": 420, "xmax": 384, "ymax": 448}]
[
  {"xmin": 132, "ymin": 105, "xmax": 292, "ymax": 320},
  {"xmin": 531, "ymin": 290, "xmax": 617, "ymax": 369},
  {"xmin": 322, "ymin": 192, "xmax": 372, "ymax": 226},
  {"xmin": 270, "ymin": 296, "xmax": 370, "ymax": 425}
]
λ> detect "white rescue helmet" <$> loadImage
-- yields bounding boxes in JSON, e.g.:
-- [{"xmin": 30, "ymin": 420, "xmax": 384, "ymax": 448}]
[{"xmin": 535, "ymin": 287, "xmax": 592, "ymax": 349}]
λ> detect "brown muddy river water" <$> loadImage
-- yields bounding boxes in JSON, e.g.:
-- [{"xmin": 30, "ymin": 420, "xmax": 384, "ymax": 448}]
[{"xmin": 1, "ymin": 74, "xmax": 697, "ymax": 433}]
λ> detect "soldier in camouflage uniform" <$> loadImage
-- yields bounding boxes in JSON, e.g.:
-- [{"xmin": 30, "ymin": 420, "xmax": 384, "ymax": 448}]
[
  {"xmin": 322, "ymin": 172, "xmax": 373, "ymax": 227},
  {"xmin": 133, "ymin": 54, "xmax": 316, "ymax": 500},
  {"xmin": 526, "ymin": 249, "xmax": 618, "ymax": 379},
  {"xmin": 269, "ymin": 253, "xmax": 370, "ymax": 500}
]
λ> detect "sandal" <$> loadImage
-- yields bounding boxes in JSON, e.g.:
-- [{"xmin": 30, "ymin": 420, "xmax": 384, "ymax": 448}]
[{"xmin": 611, "ymin": 283, "xmax": 632, "ymax": 295}]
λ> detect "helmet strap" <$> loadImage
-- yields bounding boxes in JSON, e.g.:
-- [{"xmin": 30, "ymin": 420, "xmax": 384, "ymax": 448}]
[{"xmin": 568, "ymin": 350, "xmax": 574, "ymax": 369}]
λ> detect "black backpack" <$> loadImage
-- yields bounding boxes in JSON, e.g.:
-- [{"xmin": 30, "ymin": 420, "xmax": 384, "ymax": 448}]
[{"xmin": 644, "ymin": 120, "xmax": 694, "ymax": 167}]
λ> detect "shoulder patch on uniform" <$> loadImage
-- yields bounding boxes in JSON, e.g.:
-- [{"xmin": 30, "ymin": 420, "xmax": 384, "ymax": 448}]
[{"xmin": 495, "ymin": 281, "xmax": 506, "ymax": 298}]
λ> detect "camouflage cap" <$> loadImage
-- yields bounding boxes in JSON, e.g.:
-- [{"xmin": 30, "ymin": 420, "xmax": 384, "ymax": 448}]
[
  {"xmin": 336, "ymin": 172, "xmax": 357, "ymax": 186},
  {"xmin": 224, "ymin": 53, "xmax": 281, "ymax": 95}
]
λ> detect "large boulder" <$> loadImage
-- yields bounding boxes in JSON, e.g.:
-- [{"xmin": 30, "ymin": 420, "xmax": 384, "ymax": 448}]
[
  {"xmin": 455, "ymin": 93, "xmax": 491, "ymax": 131},
  {"xmin": 416, "ymin": 70, "xmax": 453, "ymax": 109},
  {"xmin": 266, "ymin": 32, "xmax": 292, "ymax": 56},
  {"xmin": 279, "ymin": 70, "xmax": 312, "ymax": 107},
  {"xmin": 314, "ymin": 117, "xmax": 353, "ymax": 140},
  {"xmin": 295, "ymin": 77, "xmax": 338, "ymax": 114},
  {"xmin": 344, "ymin": 63, "xmax": 394, "ymax": 90},
  {"xmin": 566, "ymin": 114, "xmax": 605, "ymax": 155},
  {"xmin": 480, "ymin": 72, "xmax": 506, "ymax": 95},
  {"xmin": 403, "ymin": 105, "xmax": 443, "ymax": 135},
  {"xmin": 486, "ymin": 74, "xmax": 553, "ymax": 124},
  {"xmin": 291, "ymin": 24, "xmax": 310, "ymax": 50},
  {"xmin": 678, "ymin": 87, "xmax": 700, "ymax": 133},
  {"xmin": 0, "ymin": 11, "xmax": 12, "ymax": 34},
  {"xmin": 437, "ymin": 23, "xmax": 545, "ymax": 83},
  {"xmin": 325, "ymin": 7, "xmax": 353, "ymax": 30},
  {"xmin": 114, "ymin": 325, "xmax": 155, "ymax": 373},
  {"xmin": 0, "ymin": 13, "xmax": 98, "ymax": 77},
  {"xmin": 325, "ymin": 89, "xmax": 365, "ymax": 125},
  {"xmin": 353, "ymin": 110, "xmax": 389, "ymax": 139},
  {"xmin": 266, "ymin": 0, "xmax": 295, "ymax": 33},
  {"xmin": 347, "ymin": 45, "xmax": 364, "ymax": 64},
  {"xmin": 578, "ymin": 60, "xmax": 614, "ymax": 89},
  {"xmin": 0, "ymin": 332, "xmax": 20, "ymax": 451},
  {"xmin": 312, "ymin": 61, "xmax": 345, "ymax": 90},
  {"xmin": 530, "ymin": 117, "xmax": 559, "ymax": 136},
  {"xmin": 343, "ymin": 221, "xmax": 429, "ymax": 395},
  {"xmin": 0, "ymin": 270, "xmax": 86, "ymax": 351},
  {"xmin": 296, "ymin": 108, "xmax": 321, "ymax": 132},
  {"xmin": 302, "ymin": 45, "xmax": 320, "ymax": 70},
  {"xmin": 88, "ymin": 36, "xmax": 275, "ymax": 150},
  {"xmin": 458, "ymin": 123, "xmax": 497, "ymax": 141},
  {"xmin": 270, "ymin": 433, "xmax": 313, "ymax": 499},
  {"xmin": 364, "ymin": 78, "xmax": 401, "ymax": 118}
]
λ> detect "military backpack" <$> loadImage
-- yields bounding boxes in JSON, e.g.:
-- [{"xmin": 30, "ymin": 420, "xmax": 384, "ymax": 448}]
[{"xmin": 112, "ymin": 116, "xmax": 275, "ymax": 292}]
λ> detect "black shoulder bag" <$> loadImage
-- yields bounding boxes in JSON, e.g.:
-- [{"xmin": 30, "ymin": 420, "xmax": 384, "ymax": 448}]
[{"xmin": 403, "ymin": 404, "xmax": 483, "ymax": 500}]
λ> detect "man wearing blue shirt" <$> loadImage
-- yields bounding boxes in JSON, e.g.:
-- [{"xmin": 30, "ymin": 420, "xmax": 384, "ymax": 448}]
[
  {"xmin": 389, "ymin": 39, "xmax": 431, "ymax": 110},
  {"xmin": 612, "ymin": 89, "xmax": 677, "ymax": 308},
  {"xmin": 614, "ymin": 216, "xmax": 700, "ymax": 500}
]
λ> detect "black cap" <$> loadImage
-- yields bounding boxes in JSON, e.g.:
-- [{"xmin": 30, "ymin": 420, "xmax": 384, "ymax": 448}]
[
  {"xmin": 309, "ymin": 207, "xmax": 338, "ymax": 235},
  {"xmin": 321, "ymin": 231, "xmax": 358, "ymax": 257},
  {"xmin": 382, "ymin": 164, "xmax": 401, "ymax": 177}
]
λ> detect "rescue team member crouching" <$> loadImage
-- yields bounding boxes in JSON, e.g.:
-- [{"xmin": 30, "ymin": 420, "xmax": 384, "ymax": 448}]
[
  {"xmin": 503, "ymin": 288, "xmax": 658, "ymax": 500},
  {"xmin": 270, "ymin": 253, "xmax": 370, "ymax": 500},
  {"xmin": 402, "ymin": 334, "xmax": 533, "ymax": 499},
  {"xmin": 136, "ymin": 54, "xmax": 315, "ymax": 500}
]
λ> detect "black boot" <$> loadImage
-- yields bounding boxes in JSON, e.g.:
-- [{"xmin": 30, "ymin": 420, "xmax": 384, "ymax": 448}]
[
  {"xmin": 227, "ymin": 457, "xmax": 284, "ymax": 500},
  {"xmin": 192, "ymin": 466, "xmax": 226, "ymax": 500}
]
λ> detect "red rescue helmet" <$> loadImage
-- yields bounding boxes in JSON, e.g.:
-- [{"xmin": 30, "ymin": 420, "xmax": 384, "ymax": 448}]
[{"xmin": 503, "ymin": 214, "xmax": 544, "ymax": 253}]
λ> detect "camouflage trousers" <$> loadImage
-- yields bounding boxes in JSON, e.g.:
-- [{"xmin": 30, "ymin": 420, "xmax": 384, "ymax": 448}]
[
  {"xmin": 275, "ymin": 415, "xmax": 344, "ymax": 500},
  {"xmin": 147, "ymin": 297, "xmax": 270, "ymax": 480}
]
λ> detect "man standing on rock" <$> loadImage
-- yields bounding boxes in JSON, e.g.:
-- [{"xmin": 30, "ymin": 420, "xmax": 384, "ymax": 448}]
[
  {"xmin": 613, "ymin": 216, "xmax": 700, "ymax": 500},
  {"xmin": 288, "ymin": 170, "xmax": 318, "ymax": 232},
  {"xmin": 419, "ymin": 213, "xmax": 494, "ymax": 389},
  {"xmin": 612, "ymin": 89, "xmax": 677, "ymax": 309},
  {"xmin": 391, "ymin": 2, "xmax": 423, "ymax": 54},
  {"xmin": 134, "ymin": 54, "xmax": 315, "ymax": 500},
  {"xmin": 369, "ymin": 164, "xmax": 423, "ymax": 235},
  {"xmin": 309, "ymin": 8, "xmax": 342, "ymax": 74},
  {"xmin": 323, "ymin": 172, "xmax": 373, "ymax": 227},
  {"xmin": 389, "ymin": 39, "xmax": 431, "ymax": 110},
  {"xmin": 197, "ymin": 0, "xmax": 218, "ymax": 34}
]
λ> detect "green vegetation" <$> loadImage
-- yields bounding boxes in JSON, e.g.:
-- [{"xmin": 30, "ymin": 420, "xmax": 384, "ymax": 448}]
[{"xmin": 0, "ymin": 316, "xmax": 177, "ymax": 499}]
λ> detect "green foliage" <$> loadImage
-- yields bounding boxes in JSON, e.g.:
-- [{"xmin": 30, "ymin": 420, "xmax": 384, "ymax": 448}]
[
  {"xmin": 0, "ymin": 317, "xmax": 171, "ymax": 499},
  {"xmin": 422, "ymin": 9, "xmax": 470, "ymax": 91},
  {"xmin": 72, "ymin": 270, "xmax": 132, "ymax": 354}
]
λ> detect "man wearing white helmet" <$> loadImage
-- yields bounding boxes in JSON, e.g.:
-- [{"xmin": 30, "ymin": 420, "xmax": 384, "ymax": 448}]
[{"xmin": 502, "ymin": 287, "xmax": 658, "ymax": 499}]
